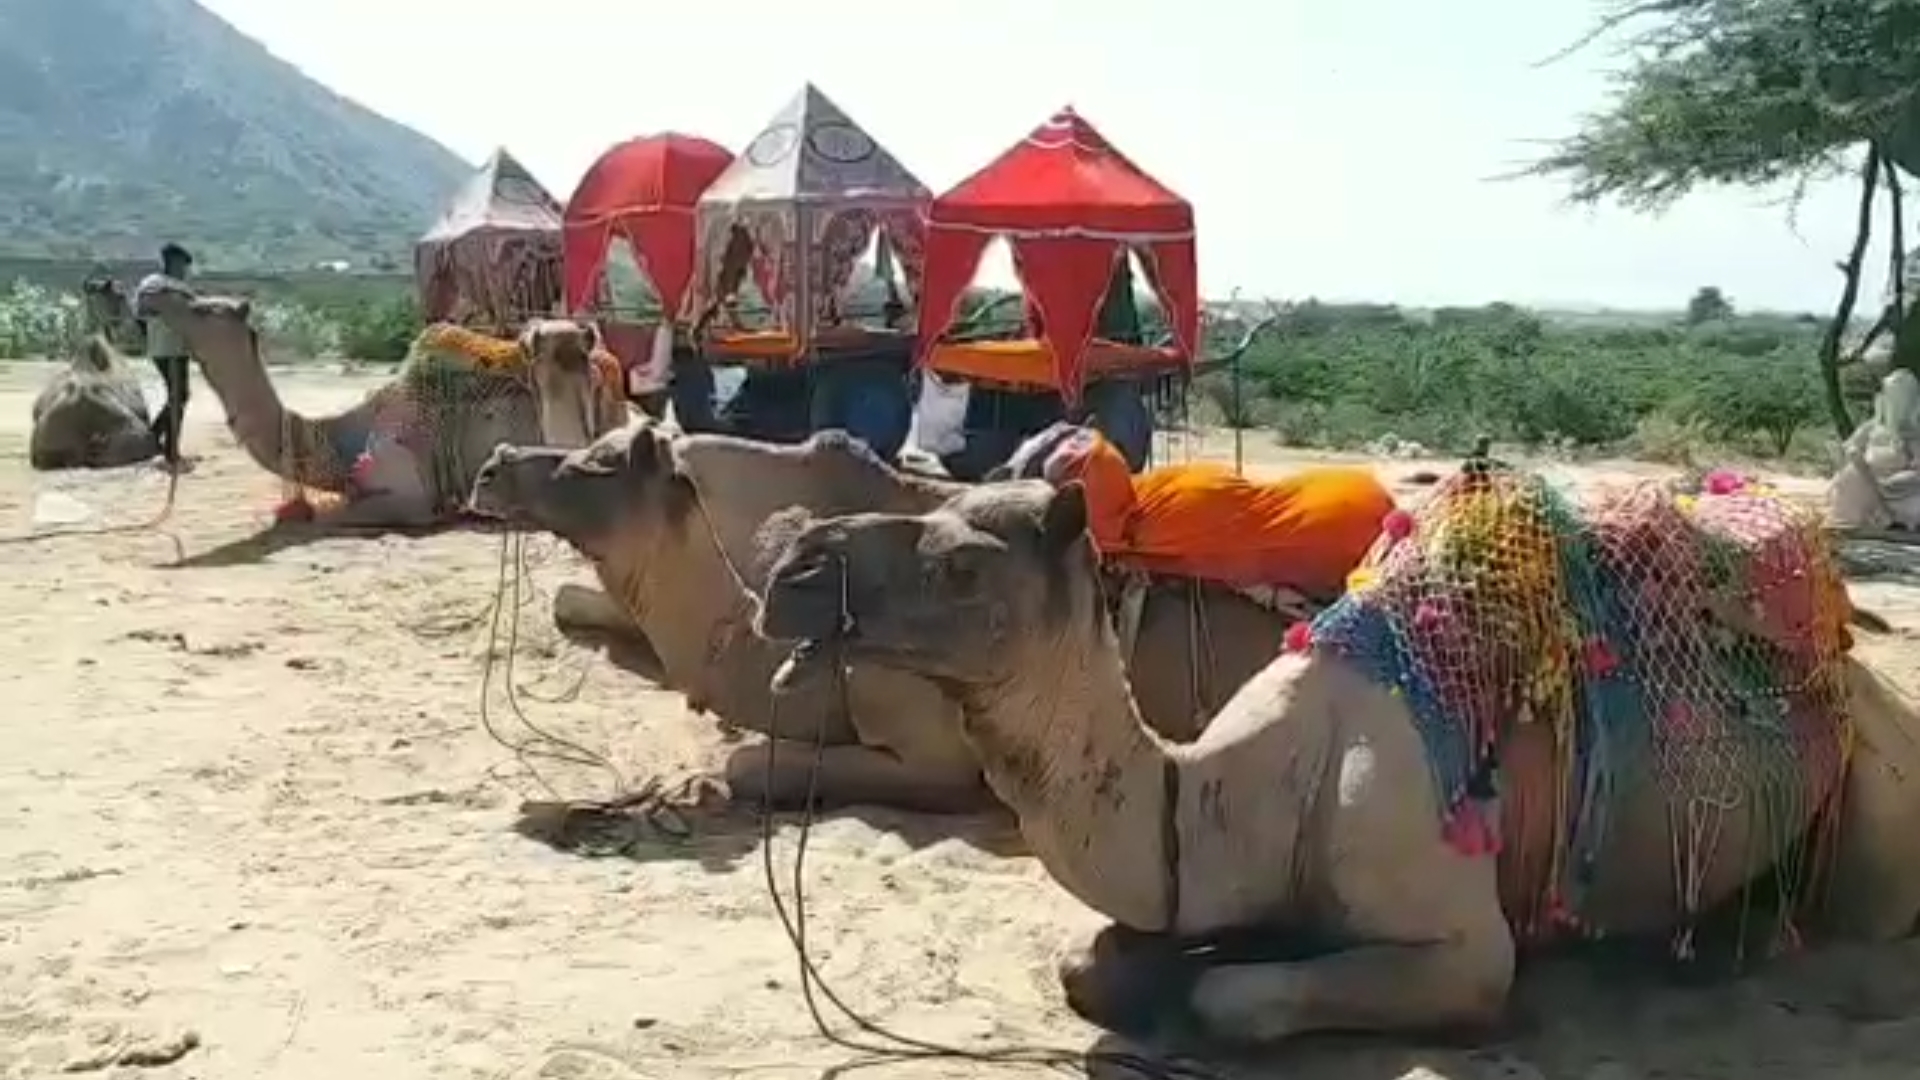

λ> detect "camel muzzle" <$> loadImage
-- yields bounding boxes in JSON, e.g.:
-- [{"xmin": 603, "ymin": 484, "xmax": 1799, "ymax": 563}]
[
  {"xmin": 758, "ymin": 556, "xmax": 852, "ymax": 645},
  {"xmin": 467, "ymin": 446, "xmax": 556, "ymax": 520}
]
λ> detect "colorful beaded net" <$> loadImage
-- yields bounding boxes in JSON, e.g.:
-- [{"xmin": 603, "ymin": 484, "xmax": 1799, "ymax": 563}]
[{"xmin": 1304, "ymin": 459, "xmax": 1856, "ymax": 954}]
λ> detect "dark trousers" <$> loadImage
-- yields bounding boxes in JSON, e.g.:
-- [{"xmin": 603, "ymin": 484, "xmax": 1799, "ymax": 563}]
[{"xmin": 150, "ymin": 356, "xmax": 190, "ymax": 463}]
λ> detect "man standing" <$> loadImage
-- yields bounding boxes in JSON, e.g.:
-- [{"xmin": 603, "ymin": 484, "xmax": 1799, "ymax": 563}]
[{"xmin": 136, "ymin": 243, "xmax": 193, "ymax": 471}]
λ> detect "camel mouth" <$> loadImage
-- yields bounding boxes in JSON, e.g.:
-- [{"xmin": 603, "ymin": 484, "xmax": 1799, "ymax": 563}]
[
  {"xmin": 771, "ymin": 638, "xmax": 845, "ymax": 696},
  {"xmin": 464, "ymin": 485, "xmax": 518, "ymax": 522}
]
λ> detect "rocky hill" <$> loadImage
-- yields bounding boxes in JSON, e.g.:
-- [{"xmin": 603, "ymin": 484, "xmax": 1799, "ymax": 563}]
[{"xmin": 0, "ymin": 0, "xmax": 471, "ymax": 269}]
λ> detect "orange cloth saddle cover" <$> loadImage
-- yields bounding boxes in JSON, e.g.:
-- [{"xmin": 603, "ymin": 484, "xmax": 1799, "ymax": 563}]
[{"xmin": 1039, "ymin": 429, "xmax": 1394, "ymax": 599}]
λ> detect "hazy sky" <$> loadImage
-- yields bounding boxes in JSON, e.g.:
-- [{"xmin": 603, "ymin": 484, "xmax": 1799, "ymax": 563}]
[{"xmin": 200, "ymin": 0, "xmax": 1887, "ymax": 312}]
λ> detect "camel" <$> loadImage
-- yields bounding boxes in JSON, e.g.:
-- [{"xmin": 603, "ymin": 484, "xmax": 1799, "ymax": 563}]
[
  {"xmin": 465, "ymin": 420, "xmax": 1299, "ymax": 811},
  {"xmin": 29, "ymin": 278, "xmax": 158, "ymax": 471},
  {"xmin": 754, "ymin": 474, "xmax": 1920, "ymax": 1046},
  {"xmin": 134, "ymin": 277, "xmax": 627, "ymax": 527}
]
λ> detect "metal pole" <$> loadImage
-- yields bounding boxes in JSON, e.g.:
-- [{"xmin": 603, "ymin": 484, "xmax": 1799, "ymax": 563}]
[{"xmin": 1231, "ymin": 342, "xmax": 1244, "ymax": 476}]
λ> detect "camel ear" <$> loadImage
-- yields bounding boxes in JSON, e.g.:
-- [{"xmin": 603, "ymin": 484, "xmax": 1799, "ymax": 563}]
[
  {"xmin": 1038, "ymin": 482, "xmax": 1090, "ymax": 560},
  {"xmin": 518, "ymin": 324, "xmax": 540, "ymax": 359},
  {"xmin": 581, "ymin": 321, "xmax": 601, "ymax": 355}
]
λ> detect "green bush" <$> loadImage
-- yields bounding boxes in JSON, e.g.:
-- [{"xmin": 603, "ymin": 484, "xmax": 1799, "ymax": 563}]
[{"xmin": 333, "ymin": 294, "xmax": 422, "ymax": 364}]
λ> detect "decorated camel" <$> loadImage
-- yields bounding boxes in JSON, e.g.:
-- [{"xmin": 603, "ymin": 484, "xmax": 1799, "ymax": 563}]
[
  {"xmin": 133, "ymin": 277, "xmax": 628, "ymax": 527},
  {"xmin": 29, "ymin": 277, "xmax": 157, "ymax": 471},
  {"xmin": 466, "ymin": 420, "xmax": 1386, "ymax": 810},
  {"xmin": 755, "ymin": 464, "xmax": 1920, "ymax": 1045}
]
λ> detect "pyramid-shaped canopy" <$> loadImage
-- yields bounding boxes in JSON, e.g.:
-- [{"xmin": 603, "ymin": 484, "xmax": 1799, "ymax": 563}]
[
  {"xmin": 416, "ymin": 148, "xmax": 565, "ymax": 326},
  {"xmin": 700, "ymin": 83, "xmax": 928, "ymax": 208},
  {"xmin": 919, "ymin": 107, "xmax": 1200, "ymax": 398},
  {"xmin": 932, "ymin": 107, "xmax": 1191, "ymax": 236},
  {"xmin": 420, "ymin": 148, "xmax": 564, "ymax": 243}
]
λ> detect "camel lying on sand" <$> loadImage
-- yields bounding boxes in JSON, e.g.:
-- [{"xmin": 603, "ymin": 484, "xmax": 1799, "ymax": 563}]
[
  {"xmin": 31, "ymin": 336, "xmax": 157, "ymax": 471},
  {"xmin": 135, "ymin": 279, "xmax": 626, "ymax": 527},
  {"xmin": 30, "ymin": 277, "xmax": 158, "ymax": 471},
  {"xmin": 466, "ymin": 421, "xmax": 1303, "ymax": 811},
  {"xmin": 755, "ymin": 474, "xmax": 1920, "ymax": 1045}
]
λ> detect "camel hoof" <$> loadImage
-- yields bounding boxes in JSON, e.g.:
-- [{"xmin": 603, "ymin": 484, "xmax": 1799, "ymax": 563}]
[{"xmin": 1057, "ymin": 926, "xmax": 1195, "ymax": 1039}]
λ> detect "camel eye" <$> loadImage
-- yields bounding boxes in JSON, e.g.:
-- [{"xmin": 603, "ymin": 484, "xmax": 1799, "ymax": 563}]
[{"xmin": 937, "ymin": 553, "xmax": 984, "ymax": 597}]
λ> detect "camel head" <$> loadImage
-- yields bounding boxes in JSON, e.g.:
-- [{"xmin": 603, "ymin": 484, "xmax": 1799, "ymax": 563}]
[
  {"xmin": 133, "ymin": 278, "xmax": 256, "ymax": 362},
  {"xmin": 79, "ymin": 276, "xmax": 142, "ymax": 351},
  {"xmin": 757, "ymin": 479, "xmax": 1098, "ymax": 685},
  {"xmin": 518, "ymin": 318, "xmax": 604, "ymax": 449},
  {"xmin": 467, "ymin": 419, "xmax": 696, "ymax": 562}
]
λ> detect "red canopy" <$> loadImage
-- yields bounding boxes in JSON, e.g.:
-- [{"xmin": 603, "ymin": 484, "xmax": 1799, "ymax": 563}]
[
  {"xmin": 563, "ymin": 133, "xmax": 733, "ymax": 320},
  {"xmin": 919, "ymin": 107, "xmax": 1201, "ymax": 400}
]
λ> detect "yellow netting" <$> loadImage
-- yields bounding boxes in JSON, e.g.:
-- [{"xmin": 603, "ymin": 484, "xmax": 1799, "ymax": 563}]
[
  {"xmin": 416, "ymin": 323, "xmax": 625, "ymax": 415},
  {"xmin": 1300, "ymin": 460, "xmax": 1854, "ymax": 953}
]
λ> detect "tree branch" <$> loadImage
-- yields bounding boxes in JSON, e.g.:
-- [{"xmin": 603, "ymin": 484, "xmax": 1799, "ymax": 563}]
[{"xmin": 1819, "ymin": 146, "xmax": 1880, "ymax": 436}]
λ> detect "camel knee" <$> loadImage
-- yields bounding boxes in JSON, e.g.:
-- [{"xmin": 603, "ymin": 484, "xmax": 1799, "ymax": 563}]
[
  {"xmin": 553, "ymin": 583, "xmax": 638, "ymax": 634},
  {"xmin": 1056, "ymin": 924, "xmax": 1199, "ymax": 1040}
]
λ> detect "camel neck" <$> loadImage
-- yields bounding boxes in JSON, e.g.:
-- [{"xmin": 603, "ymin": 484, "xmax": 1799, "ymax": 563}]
[
  {"xmin": 599, "ymin": 508, "xmax": 778, "ymax": 724},
  {"xmin": 963, "ymin": 621, "xmax": 1178, "ymax": 931},
  {"xmin": 165, "ymin": 314, "xmax": 343, "ymax": 489}
]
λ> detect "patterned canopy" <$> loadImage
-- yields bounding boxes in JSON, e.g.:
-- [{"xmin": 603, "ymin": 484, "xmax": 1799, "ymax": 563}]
[
  {"xmin": 415, "ymin": 148, "xmax": 565, "ymax": 327},
  {"xmin": 692, "ymin": 84, "xmax": 930, "ymax": 349}
]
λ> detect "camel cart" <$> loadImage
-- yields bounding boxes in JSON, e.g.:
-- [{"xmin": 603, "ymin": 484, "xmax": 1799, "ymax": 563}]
[
  {"xmin": 915, "ymin": 107, "xmax": 1204, "ymax": 479},
  {"xmin": 684, "ymin": 83, "xmax": 929, "ymax": 458},
  {"xmin": 562, "ymin": 132, "xmax": 734, "ymax": 416},
  {"xmin": 414, "ymin": 148, "xmax": 566, "ymax": 332}
]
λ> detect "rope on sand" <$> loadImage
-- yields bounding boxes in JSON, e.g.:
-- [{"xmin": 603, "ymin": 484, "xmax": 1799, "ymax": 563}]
[{"xmin": 0, "ymin": 465, "xmax": 181, "ymax": 547}]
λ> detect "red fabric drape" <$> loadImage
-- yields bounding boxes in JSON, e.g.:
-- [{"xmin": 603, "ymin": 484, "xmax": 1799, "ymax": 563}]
[
  {"xmin": 917, "ymin": 107, "xmax": 1201, "ymax": 393},
  {"xmin": 562, "ymin": 134, "xmax": 733, "ymax": 318},
  {"xmin": 1137, "ymin": 236, "xmax": 1201, "ymax": 359},
  {"xmin": 1011, "ymin": 237, "xmax": 1123, "ymax": 404},
  {"xmin": 916, "ymin": 226, "xmax": 995, "ymax": 354}
]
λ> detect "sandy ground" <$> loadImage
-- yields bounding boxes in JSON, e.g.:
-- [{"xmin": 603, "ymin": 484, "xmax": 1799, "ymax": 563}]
[{"xmin": 6, "ymin": 360, "xmax": 1920, "ymax": 1080}]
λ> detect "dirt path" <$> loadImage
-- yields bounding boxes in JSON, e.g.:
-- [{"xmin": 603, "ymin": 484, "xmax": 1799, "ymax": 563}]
[{"xmin": 4, "ymin": 361, "xmax": 1920, "ymax": 1080}]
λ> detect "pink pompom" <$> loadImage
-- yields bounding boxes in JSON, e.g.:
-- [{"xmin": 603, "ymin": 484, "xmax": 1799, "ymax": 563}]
[
  {"xmin": 274, "ymin": 498, "xmax": 315, "ymax": 524},
  {"xmin": 1413, "ymin": 600, "xmax": 1448, "ymax": 631},
  {"xmin": 1581, "ymin": 638, "xmax": 1618, "ymax": 677},
  {"xmin": 1283, "ymin": 621, "xmax": 1314, "ymax": 653},
  {"xmin": 1702, "ymin": 468, "xmax": 1747, "ymax": 496},
  {"xmin": 1381, "ymin": 507, "xmax": 1415, "ymax": 542}
]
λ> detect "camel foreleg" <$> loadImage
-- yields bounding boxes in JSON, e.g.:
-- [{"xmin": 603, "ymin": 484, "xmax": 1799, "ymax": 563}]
[
  {"xmin": 718, "ymin": 739, "xmax": 991, "ymax": 814},
  {"xmin": 1183, "ymin": 933, "xmax": 1513, "ymax": 1043}
]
